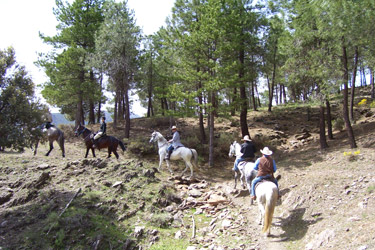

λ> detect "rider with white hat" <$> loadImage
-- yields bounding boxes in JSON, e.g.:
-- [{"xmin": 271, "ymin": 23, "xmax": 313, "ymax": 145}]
[
  {"xmin": 250, "ymin": 146, "xmax": 280, "ymax": 200},
  {"xmin": 166, "ymin": 125, "xmax": 184, "ymax": 160}
]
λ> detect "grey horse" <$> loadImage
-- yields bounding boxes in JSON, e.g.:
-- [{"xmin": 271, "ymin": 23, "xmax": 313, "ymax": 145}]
[{"xmin": 33, "ymin": 122, "xmax": 65, "ymax": 157}]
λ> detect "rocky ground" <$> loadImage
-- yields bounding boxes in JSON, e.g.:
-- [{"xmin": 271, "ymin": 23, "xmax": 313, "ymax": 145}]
[{"xmin": 1, "ymin": 104, "xmax": 375, "ymax": 249}]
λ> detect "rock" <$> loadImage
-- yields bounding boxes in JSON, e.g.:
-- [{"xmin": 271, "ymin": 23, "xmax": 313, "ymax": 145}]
[
  {"xmin": 112, "ymin": 181, "xmax": 123, "ymax": 188},
  {"xmin": 133, "ymin": 226, "xmax": 145, "ymax": 238},
  {"xmin": 0, "ymin": 191, "xmax": 13, "ymax": 205},
  {"xmin": 143, "ymin": 168, "xmax": 158, "ymax": 178},
  {"xmin": 348, "ymin": 216, "xmax": 361, "ymax": 222},
  {"xmin": 221, "ymin": 219, "xmax": 232, "ymax": 229},
  {"xmin": 305, "ymin": 229, "xmax": 335, "ymax": 250},
  {"xmin": 175, "ymin": 230, "xmax": 183, "ymax": 239},
  {"xmin": 36, "ymin": 163, "xmax": 50, "ymax": 170},
  {"xmin": 189, "ymin": 189, "xmax": 203, "ymax": 198},
  {"xmin": 186, "ymin": 246, "xmax": 197, "ymax": 250}
]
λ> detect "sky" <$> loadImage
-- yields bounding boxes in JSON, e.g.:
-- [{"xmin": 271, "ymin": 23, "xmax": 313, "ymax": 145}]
[{"xmin": 0, "ymin": 0, "xmax": 175, "ymax": 115}]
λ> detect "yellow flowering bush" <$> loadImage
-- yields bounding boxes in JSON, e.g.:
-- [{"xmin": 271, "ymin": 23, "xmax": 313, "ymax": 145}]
[
  {"xmin": 358, "ymin": 99, "xmax": 367, "ymax": 106},
  {"xmin": 344, "ymin": 150, "xmax": 361, "ymax": 161}
]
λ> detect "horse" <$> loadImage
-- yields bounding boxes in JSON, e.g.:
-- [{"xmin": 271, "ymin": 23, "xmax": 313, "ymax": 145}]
[
  {"xmin": 255, "ymin": 176, "xmax": 281, "ymax": 236},
  {"xmin": 74, "ymin": 124, "xmax": 126, "ymax": 159},
  {"xmin": 33, "ymin": 122, "xmax": 65, "ymax": 157},
  {"xmin": 149, "ymin": 131, "xmax": 198, "ymax": 179},
  {"xmin": 229, "ymin": 141, "xmax": 258, "ymax": 190}
]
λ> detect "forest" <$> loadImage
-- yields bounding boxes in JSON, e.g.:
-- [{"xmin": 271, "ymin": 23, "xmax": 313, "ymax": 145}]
[{"xmin": 1, "ymin": 0, "xmax": 375, "ymax": 166}]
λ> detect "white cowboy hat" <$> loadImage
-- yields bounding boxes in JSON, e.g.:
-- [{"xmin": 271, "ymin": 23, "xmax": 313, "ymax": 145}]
[
  {"xmin": 260, "ymin": 147, "xmax": 273, "ymax": 156},
  {"xmin": 171, "ymin": 126, "xmax": 177, "ymax": 130},
  {"xmin": 241, "ymin": 135, "xmax": 252, "ymax": 142}
]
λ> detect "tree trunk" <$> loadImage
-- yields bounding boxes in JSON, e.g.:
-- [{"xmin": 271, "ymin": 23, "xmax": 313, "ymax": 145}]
[
  {"xmin": 208, "ymin": 92, "xmax": 215, "ymax": 168},
  {"xmin": 147, "ymin": 53, "xmax": 154, "ymax": 117},
  {"xmin": 97, "ymin": 73, "xmax": 103, "ymax": 124},
  {"xmin": 341, "ymin": 39, "xmax": 357, "ymax": 148},
  {"xmin": 231, "ymin": 88, "xmax": 237, "ymax": 116},
  {"xmin": 319, "ymin": 105, "xmax": 328, "ymax": 149},
  {"xmin": 371, "ymin": 68, "xmax": 375, "ymax": 99},
  {"xmin": 113, "ymin": 91, "xmax": 118, "ymax": 128},
  {"xmin": 268, "ymin": 43, "xmax": 277, "ymax": 112},
  {"xmin": 124, "ymin": 84, "xmax": 130, "ymax": 138},
  {"xmin": 239, "ymin": 38, "xmax": 249, "ymax": 137},
  {"xmin": 349, "ymin": 46, "xmax": 358, "ymax": 123},
  {"xmin": 75, "ymin": 92, "xmax": 84, "ymax": 128},
  {"xmin": 198, "ymin": 84, "xmax": 206, "ymax": 144},
  {"xmin": 326, "ymin": 99, "xmax": 333, "ymax": 139},
  {"xmin": 250, "ymin": 80, "xmax": 257, "ymax": 111}
]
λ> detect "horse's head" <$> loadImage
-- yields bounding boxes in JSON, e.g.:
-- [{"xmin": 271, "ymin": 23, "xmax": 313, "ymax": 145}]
[
  {"xmin": 149, "ymin": 131, "xmax": 158, "ymax": 143},
  {"xmin": 74, "ymin": 124, "xmax": 85, "ymax": 137},
  {"xmin": 228, "ymin": 141, "xmax": 237, "ymax": 157}
]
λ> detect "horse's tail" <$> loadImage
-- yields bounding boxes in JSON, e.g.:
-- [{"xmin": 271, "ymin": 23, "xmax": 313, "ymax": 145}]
[
  {"xmin": 190, "ymin": 149, "xmax": 198, "ymax": 168},
  {"xmin": 119, "ymin": 140, "xmax": 126, "ymax": 152},
  {"xmin": 262, "ymin": 185, "xmax": 278, "ymax": 234}
]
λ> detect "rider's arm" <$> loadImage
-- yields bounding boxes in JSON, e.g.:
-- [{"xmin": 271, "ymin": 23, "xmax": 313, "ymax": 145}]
[
  {"xmin": 253, "ymin": 158, "xmax": 260, "ymax": 170},
  {"xmin": 273, "ymin": 159, "xmax": 277, "ymax": 172}
]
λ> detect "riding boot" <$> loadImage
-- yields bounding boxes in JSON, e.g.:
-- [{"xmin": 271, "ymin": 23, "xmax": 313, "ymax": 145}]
[{"xmin": 166, "ymin": 150, "xmax": 172, "ymax": 160}]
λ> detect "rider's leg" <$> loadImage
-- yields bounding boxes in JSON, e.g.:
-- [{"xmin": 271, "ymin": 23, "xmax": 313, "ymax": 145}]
[
  {"xmin": 250, "ymin": 176, "xmax": 264, "ymax": 199},
  {"xmin": 272, "ymin": 178, "xmax": 281, "ymax": 198},
  {"xmin": 233, "ymin": 158, "xmax": 243, "ymax": 171},
  {"xmin": 166, "ymin": 145, "xmax": 174, "ymax": 160},
  {"xmin": 93, "ymin": 132, "xmax": 102, "ymax": 148}
]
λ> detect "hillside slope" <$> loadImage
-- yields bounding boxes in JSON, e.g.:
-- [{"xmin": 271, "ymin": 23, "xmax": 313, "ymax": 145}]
[{"xmin": 1, "ymin": 103, "xmax": 375, "ymax": 249}]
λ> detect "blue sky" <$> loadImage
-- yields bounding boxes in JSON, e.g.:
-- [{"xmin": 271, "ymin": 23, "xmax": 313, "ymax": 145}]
[{"xmin": 0, "ymin": 0, "xmax": 175, "ymax": 115}]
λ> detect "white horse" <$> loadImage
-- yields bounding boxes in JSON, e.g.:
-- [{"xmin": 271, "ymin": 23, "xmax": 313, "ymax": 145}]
[
  {"xmin": 255, "ymin": 180, "xmax": 279, "ymax": 236},
  {"xmin": 149, "ymin": 131, "xmax": 198, "ymax": 178},
  {"xmin": 229, "ymin": 141, "xmax": 257, "ymax": 190}
]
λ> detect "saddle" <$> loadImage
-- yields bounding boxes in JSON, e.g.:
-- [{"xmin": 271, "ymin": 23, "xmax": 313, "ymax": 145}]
[
  {"xmin": 254, "ymin": 175, "xmax": 277, "ymax": 192},
  {"xmin": 238, "ymin": 157, "xmax": 254, "ymax": 167}
]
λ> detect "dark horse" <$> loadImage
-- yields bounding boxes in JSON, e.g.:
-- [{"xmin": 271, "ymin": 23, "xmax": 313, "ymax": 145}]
[
  {"xmin": 33, "ymin": 122, "xmax": 65, "ymax": 157},
  {"xmin": 74, "ymin": 124, "xmax": 126, "ymax": 159}
]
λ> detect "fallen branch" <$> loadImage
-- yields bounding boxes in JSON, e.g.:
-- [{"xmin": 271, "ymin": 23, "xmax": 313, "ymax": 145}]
[
  {"xmin": 191, "ymin": 215, "xmax": 196, "ymax": 239},
  {"xmin": 47, "ymin": 188, "xmax": 82, "ymax": 235}
]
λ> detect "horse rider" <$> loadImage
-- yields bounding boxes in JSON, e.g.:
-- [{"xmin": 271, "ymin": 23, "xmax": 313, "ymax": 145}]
[
  {"xmin": 233, "ymin": 135, "xmax": 256, "ymax": 171},
  {"xmin": 93, "ymin": 116, "xmax": 106, "ymax": 148},
  {"xmin": 166, "ymin": 125, "xmax": 184, "ymax": 160},
  {"xmin": 250, "ymin": 147, "xmax": 280, "ymax": 200}
]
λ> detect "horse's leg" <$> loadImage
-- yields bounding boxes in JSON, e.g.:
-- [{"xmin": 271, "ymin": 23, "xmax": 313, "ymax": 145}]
[
  {"xmin": 59, "ymin": 136, "xmax": 65, "ymax": 157},
  {"xmin": 257, "ymin": 199, "xmax": 265, "ymax": 226},
  {"xmin": 107, "ymin": 148, "xmax": 112, "ymax": 158},
  {"xmin": 91, "ymin": 148, "xmax": 96, "ymax": 157},
  {"xmin": 45, "ymin": 141, "xmax": 53, "ymax": 156},
  {"xmin": 85, "ymin": 147, "xmax": 90, "ymax": 158},
  {"xmin": 158, "ymin": 155, "xmax": 163, "ymax": 170},
  {"xmin": 186, "ymin": 160, "xmax": 194, "ymax": 179},
  {"xmin": 240, "ymin": 170, "xmax": 245, "ymax": 189},
  {"xmin": 114, "ymin": 150, "xmax": 119, "ymax": 159},
  {"xmin": 165, "ymin": 160, "xmax": 174, "ymax": 175},
  {"xmin": 181, "ymin": 162, "xmax": 189, "ymax": 177},
  {"xmin": 234, "ymin": 170, "xmax": 239, "ymax": 189}
]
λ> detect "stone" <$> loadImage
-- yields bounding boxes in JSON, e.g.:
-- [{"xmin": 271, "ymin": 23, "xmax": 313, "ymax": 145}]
[{"xmin": 189, "ymin": 189, "xmax": 203, "ymax": 198}]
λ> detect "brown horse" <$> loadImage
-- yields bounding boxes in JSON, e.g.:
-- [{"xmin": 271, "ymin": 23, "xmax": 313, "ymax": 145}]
[{"xmin": 74, "ymin": 124, "xmax": 126, "ymax": 159}]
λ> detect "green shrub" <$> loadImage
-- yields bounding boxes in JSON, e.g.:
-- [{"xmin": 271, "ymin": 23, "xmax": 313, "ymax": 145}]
[
  {"xmin": 127, "ymin": 140, "xmax": 155, "ymax": 156},
  {"xmin": 149, "ymin": 213, "xmax": 173, "ymax": 228},
  {"xmin": 333, "ymin": 118, "xmax": 344, "ymax": 131}
]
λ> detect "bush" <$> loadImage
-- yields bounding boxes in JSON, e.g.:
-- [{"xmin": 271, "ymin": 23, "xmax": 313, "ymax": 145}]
[
  {"xmin": 58, "ymin": 124, "xmax": 76, "ymax": 139},
  {"xmin": 333, "ymin": 118, "xmax": 344, "ymax": 131},
  {"xmin": 127, "ymin": 140, "xmax": 155, "ymax": 156},
  {"xmin": 149, "ymin": 213, "xmax": 173, "ymax": 228}
]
